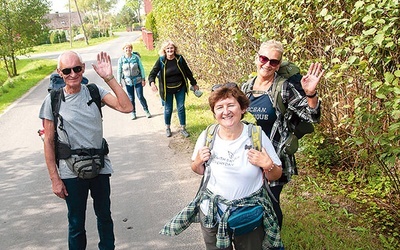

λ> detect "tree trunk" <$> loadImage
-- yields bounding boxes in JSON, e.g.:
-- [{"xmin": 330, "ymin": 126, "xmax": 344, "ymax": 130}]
[
  {"xmin": 2, "ymin": 56, "xmax": 12, "ymax": 78},
  {"xmin": 11, "ymin": 53, "xmax": 17, "ymax": 76},
  {"xmin": 74, "ymin": 0, "xmax": 89, "ymax": 45}
]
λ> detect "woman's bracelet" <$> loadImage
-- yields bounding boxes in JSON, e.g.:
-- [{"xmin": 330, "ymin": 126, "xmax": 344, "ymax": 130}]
[
  {"xmin": 104, "ymin": 75, "xmax": 114, "ymax": 83},
  {"xmin": 268, "ymin": 164, "xmax": 275, "ymax": 172},
  {"xmin": 306, "ymin": 91, "xmax": 317, "ymax": 98}
]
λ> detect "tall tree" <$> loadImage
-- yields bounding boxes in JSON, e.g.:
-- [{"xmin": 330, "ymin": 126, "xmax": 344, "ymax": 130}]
[
  {"xmin": 125, "ymin": 0, "xmax": 142, "ymax": 24},
  {"xmin": 70, "ymin": 0, "xmax": 116, "ymax": 26},
  {"xmin": 117, "ymin": 5, "xmax": 138, "ymax": 31},
  {"xmin": 73, "ymin": 0, "xmax": 89, "ymax": 45},
  {"xmin": 0, "ymin": 0, "xmax": 50, "ymax": 77}
]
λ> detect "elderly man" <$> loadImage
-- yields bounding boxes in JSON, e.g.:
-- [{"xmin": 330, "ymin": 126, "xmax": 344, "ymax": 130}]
[{"xmin": 39, "ymin": 51, "xmax": 132, "ymax": 249}]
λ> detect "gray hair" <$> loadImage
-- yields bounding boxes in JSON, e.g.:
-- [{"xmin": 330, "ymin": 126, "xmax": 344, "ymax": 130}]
[
  {"xmin": 258, "ymin": 40, "xmax": 284, "ymax": 61},
  {"xmin": 57, "ymin": 51, "xmax": 84, "ymax": 69},
  {"xmin": 122, "ymin": 42, "xmax": 133, "ymax": 50}
]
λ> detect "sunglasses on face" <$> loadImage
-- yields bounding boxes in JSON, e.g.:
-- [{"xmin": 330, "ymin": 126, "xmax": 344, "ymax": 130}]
[
  {"xmin": 257, "ymin": 53, "xmax": 281, "ymax": 67},
  {"xmin": 61, "ymin": 65, "xmax": 83, "ymax": 75},
  {"xmin": 211, "ymin": 82, "xmax": 238, "ymax": 92}
]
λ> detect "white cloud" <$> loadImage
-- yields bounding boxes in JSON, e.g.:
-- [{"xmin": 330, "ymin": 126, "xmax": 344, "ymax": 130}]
[
  {"xmin": 50, "ymin": 0, "xmax": 68, "ymax": 13},
  {"xmin": 50, "ymin": 0, "xmax": 125, "ymax": 14}
]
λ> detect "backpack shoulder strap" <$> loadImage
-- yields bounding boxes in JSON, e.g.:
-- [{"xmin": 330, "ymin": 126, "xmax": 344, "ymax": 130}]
[
  {"xmin": 272, "ymin": 75, "xmax": 287, "ymax": 115},
  {"xmin": 86, "ymin": 84, "xmax": 103, "ymax": 117},
  {"xmin": 50, "ymin": 88, "xmax": 64, "ymax": 119},
  {"xmin": 133, "ymin": 51, "xmax": 141, "ymax": 58},
  {"xmin": 204, "ymin": 124, "xmax": 218, "ymax": 150},
  {"xmin": 247, "ymin": 123, "xmax": 262, "ymax": 152},
  {"xmin": 196, "ymin": 123, "xmax": 219, "ymax": 194},
  {"xmin": 247, "ymin": 122, "xmax": 279, "ymax": 203},
  {"xmin": 205, "ymin": 123, "xmax": 262, "ymax": 151},
  {"xmin": 242, "ymin": 77, "xmax": 256, "ymax": 97},
  {"xmin": 50, "ymin": 88, "xmax": 64, "ymax": 166}
]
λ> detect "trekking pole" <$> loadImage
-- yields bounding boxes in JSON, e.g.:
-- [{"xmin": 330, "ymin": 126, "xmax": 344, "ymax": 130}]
[{"xmin": 38, "ymin": 129, "xmax": 45, "ymax": 142}]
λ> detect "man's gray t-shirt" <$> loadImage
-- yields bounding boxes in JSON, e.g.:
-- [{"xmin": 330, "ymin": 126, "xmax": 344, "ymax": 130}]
[{"xmin": 39, "ymin": 84, "xmax": 113, "ymax": 179}]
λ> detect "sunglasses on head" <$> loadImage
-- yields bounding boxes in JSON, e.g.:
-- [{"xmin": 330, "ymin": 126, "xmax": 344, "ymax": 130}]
[
  {"xmin": 211, "ymin": 82, "xmax": 238, "ymax": 92},
  {"xmin": 257, "ymin": 53, "xmax": 281, "ymax": 67},
  {"xmin": 61, "ymin": 65, "xmax": 83, "ymax": 75}
]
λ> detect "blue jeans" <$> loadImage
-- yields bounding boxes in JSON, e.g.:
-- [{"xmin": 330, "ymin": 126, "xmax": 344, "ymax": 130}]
[
  {"xmin": 126, "ymin": 83, "xmax": 148, "ymax": 112},
  {"xmin": 164, "ymin": 88, "xmax": 186, "ymax": 126},
  {"xmin": 63, "ymin": 175, "xmax": 115, "ymax": 250},
  {"xmin": 268, "ymin": 185, "xmax": 283, "ymax": 229}
]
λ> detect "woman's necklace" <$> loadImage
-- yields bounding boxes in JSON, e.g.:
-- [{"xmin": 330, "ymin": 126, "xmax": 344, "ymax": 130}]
[{"xmin": 252, "ymin": 77, "xmax": 274, "ymax": 96}]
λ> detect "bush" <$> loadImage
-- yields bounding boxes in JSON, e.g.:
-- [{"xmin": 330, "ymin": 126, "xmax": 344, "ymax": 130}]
[
  {"xmin": 49, "ymin": 30, "xmax": 67, "ymax": 44},
  {"xmin": 145, "ymin": 11, "xmax": 158, "ymax": 41}
]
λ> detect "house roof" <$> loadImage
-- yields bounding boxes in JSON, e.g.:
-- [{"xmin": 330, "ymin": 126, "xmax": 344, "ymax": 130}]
[{"xmin": 45, "ymin": 12, "xmax": 83, "ymax": 30}]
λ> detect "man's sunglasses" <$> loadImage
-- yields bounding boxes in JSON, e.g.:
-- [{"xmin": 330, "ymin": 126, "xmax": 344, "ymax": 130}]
[
  {"xmin": 61, "ymin": 65, "xmax": 83, "ymax": 75},
  {"xmin": 211, "ymin": 82, "xmax": 238, "ymax": 92},
  {"xmin": 257, "ymin": 54, "xmax": 280, "ymax": 67}
]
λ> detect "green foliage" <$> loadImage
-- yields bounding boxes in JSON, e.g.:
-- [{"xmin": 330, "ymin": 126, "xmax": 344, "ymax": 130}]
[
  {"xmin": 0, "ymin": 0, "xmax": 50, "ymax": 76},
  {"xmin": 49, "ymin": 30, "xmax": 67, "ymax": 44},
  {"xmin": 117, "ymin": 5, "xmax": 138, "ymax": 30},
  {"xmin": 281, "ymin": 171, "xmax": 386, "ymax": 249},
  {"xmin": 301, "ymin": 131, "xmax": 342, "ymax": 169},
  {"xmin": 144, "ymin": 11, "xmax": 158, "ymax": 42}
]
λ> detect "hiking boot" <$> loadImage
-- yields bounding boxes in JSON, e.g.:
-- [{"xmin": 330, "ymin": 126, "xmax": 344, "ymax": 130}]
[
  {"xmin": 131, "ymin": 112, "xmax": 137, "ymax": 120},
  {"xmin": 181, "ymin": 129, "xmax": 190, "ymax": 138},
  {"xmin": 166, "ymin": 128, "xmax": 172, "ymax": 137},
  {"xmin": 145, "ymin": 110, "xmax": 152, "ymax": 118}
]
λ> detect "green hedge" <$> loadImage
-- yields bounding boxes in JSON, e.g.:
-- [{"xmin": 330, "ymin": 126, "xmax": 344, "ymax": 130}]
[
  {"xmin": 151, "ymin": 0, "xmax": 399, "ymax": 191},
  {"xmin": 151, "ymin": 0, "xmax": 399, "ymax": 244}
]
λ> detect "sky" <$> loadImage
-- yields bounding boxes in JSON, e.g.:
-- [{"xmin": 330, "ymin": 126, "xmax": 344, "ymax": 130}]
[
  {"xmin": 50, "ymin": 0, "xmax": 68, "ymax": 13},
  {"xmin": 49, "ymin": 0, "xmax": 125, "ymax": 13}
]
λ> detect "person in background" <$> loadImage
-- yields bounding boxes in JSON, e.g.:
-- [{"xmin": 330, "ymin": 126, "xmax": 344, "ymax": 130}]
[
  {"xmin": 160, "ymin": 83, "xmax": 284, "ymax": 250},
  {"xmin": 39, "ymin": 51, "xmax": 132, "ymax": 249},
  {"xmin": 148, "ymin": 40, "xmax": 199, "ymax": 138},
  {"xmin": 241, "ymin": 40, "xmax": 324, "ymax": 231},
  {"xmin": 117, "ymin": 42, "xmax": 151, "ymax": 119}
]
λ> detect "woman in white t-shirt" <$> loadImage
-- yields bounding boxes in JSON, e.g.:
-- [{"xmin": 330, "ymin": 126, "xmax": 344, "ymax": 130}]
[
  {"xmin": 190, "ymin": 83, "xmax": 283, "ymax": 250},
  {"xmin": 160, "ymin": 83, "xmax": 283, "ymax": 249}
]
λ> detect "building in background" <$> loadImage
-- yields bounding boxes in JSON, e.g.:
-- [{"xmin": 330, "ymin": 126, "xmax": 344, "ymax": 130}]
[{"xmin": 45, "ymin": 12, "xmax": 82, "ymax": 30}]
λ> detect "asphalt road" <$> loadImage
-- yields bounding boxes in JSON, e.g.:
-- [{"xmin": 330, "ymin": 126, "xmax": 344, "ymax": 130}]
[{"xmin": 0, "ymin": 32, "xmax": 204, "ymax": 250}]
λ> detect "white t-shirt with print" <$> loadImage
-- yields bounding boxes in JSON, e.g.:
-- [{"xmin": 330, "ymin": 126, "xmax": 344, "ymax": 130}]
[{"xmin": 191, "ymin": 123, "xmax": 281, "ymax": 215}]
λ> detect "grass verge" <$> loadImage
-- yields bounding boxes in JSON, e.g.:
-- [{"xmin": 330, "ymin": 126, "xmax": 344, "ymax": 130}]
[{"xmin": 0, "ymin": 59, "xmax": 57, "ymax": 113}]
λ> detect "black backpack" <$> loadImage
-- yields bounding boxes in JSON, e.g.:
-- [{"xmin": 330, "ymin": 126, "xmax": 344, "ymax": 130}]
[{"xmin": 49, "ymin": 79, "xmax": 103, "ymax": 166}]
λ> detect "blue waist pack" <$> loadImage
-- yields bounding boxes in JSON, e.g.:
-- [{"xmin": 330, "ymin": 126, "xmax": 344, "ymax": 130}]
[{"xmin": 227, "ymin": 205, "xmax": 264, "ymax": 236}]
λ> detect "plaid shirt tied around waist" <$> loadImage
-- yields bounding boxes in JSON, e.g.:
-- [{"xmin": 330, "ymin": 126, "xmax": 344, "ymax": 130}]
[{"xmin": 160, "ymin": 186, "xmax": 283, "ymax": 249}]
